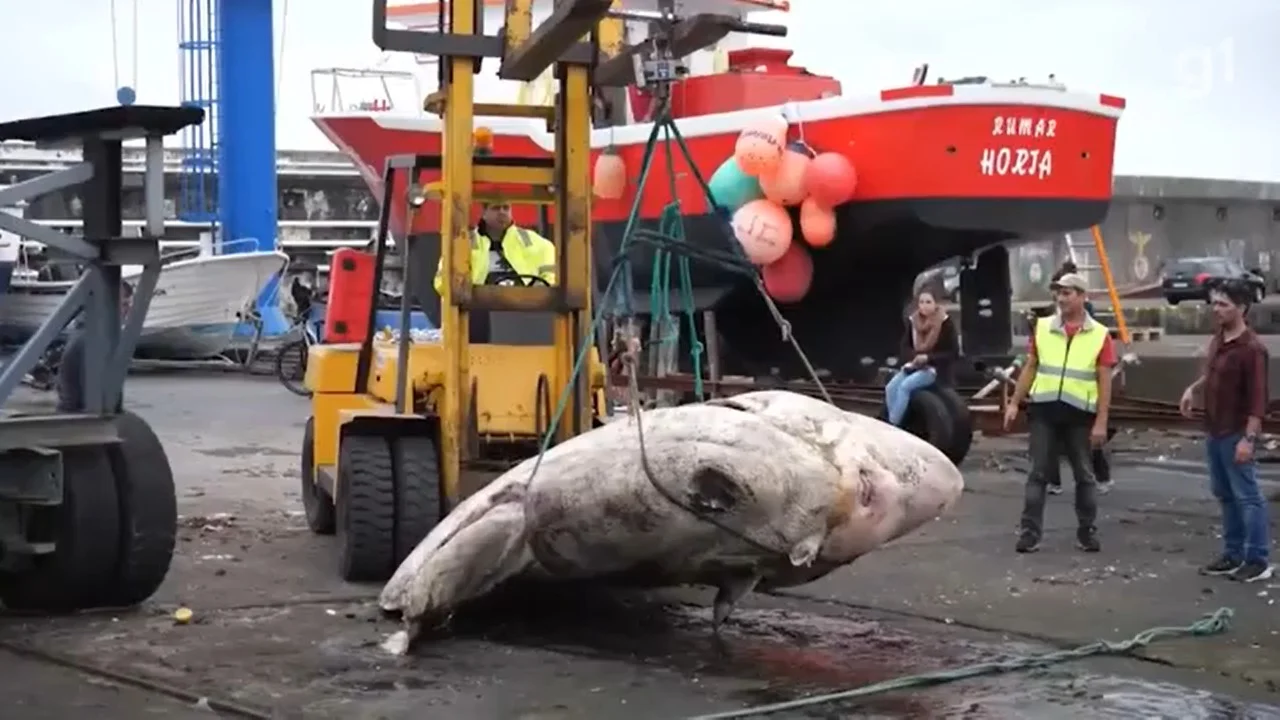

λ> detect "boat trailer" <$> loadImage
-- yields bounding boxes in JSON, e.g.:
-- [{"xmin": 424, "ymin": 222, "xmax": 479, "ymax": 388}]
[{"xmin": 0, "ymin": 106, "xmax": 201, "ymax": 611}]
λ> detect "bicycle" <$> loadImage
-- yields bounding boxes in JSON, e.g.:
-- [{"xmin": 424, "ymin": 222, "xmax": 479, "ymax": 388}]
[{"xmin": 275, "ymin": 314, "xmax": 320, "ymax": 397}]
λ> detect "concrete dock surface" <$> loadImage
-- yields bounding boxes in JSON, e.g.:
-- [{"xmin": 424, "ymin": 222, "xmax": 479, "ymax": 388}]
[{"xmin": 0, "ymin": 375, "xmax": 1277, "ymax": 719}]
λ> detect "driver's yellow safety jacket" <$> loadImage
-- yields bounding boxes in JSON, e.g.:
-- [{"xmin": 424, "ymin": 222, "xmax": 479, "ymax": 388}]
[{"xmin": 432, "ymin": 225, "xmax": 557, "ymax": 294}]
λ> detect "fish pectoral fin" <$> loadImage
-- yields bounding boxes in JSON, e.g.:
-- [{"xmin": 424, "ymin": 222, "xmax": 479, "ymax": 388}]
[
  {"xmin": 713, "ymin": 572, "xmax": 762, "ymax": 631},
  {"xmin": 787, "ymin": 531, "xmax": 825, "ymax": 567},
  {"xmin": 688, "ymin": 467, "xmax": 748, "ymax": 515}
]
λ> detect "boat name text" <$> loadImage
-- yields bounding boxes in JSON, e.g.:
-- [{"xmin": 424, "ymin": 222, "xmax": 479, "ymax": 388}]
[
  {"xmin": 991, "ymin": 116, "xmax": 1056, "ymax": 138},
  {"xmin": 979, "ymin": 148, "xmax": 1053, "ymax": 180}
]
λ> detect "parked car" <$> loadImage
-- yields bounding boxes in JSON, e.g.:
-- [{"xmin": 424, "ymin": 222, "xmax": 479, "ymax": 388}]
[{"xmin": 1160, "ymin": 257, "xmax": 1266, "ymax": 305}]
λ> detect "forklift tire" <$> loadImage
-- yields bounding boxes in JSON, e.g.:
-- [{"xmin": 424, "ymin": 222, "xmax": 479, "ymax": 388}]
[
  {"xmin": 900, "ymin": 390, "xmax": 955, "ymax": 459},
  {"xmin": 0, "ymin": 446, "xmax": 121, "ymax": 612},
  {"xmin": 300, "ymin": 417, "xmax": 336, "ymax": 535},
  {"xmin": 926, "ymin": 386, "xmax": 974, "ymax": 465},
  {"xmin": 99, "ymin": 411, "xmax": 179, "ymax": 608},
  {"xmin": 391, "ymin": 434, "xmax": 444, "ymax": 566},
  {"xmin": 337, "ymin": 434, "xmax": 396, "ymax": 583}
]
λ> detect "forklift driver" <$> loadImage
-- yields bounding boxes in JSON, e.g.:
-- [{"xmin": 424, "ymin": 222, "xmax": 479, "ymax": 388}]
[
  {"xmin": 431, "ymin": 200, "xmax": 557, "ymax": 294},
  {"xmin": 57, "ymin": 280, "xmax": 133, "ymax": 413}
]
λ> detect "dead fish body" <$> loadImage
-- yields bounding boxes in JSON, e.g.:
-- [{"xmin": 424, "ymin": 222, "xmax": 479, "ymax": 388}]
[{"xmin": 378, "ymin": 390, "xmax": 963, "ymax": 653}]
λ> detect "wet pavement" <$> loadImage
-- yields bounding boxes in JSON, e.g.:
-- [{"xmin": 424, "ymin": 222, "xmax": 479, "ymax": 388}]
[{"xmin": 1, "ymin": 375, "xmax": 1278, "ymax": 718}]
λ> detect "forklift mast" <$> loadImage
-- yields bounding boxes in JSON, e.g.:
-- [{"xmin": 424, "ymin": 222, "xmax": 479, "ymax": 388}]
[{"xmin": 369, "ymin": 0, "xmax": 624, "ymax": 506}]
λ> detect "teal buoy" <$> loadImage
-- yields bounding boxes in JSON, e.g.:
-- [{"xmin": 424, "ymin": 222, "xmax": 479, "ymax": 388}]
[
  {"xmin": 708, "ymin": 157, "xmax": 763, "ymax": 212},
  {"xmin": 116, "ymin": 86, "xmax": 137, "ymax": 106}
]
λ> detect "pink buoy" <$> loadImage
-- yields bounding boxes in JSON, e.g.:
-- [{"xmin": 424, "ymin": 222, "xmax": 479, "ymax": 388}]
[
  {"xmin": 732, "ymin": 199, "xmax": 792, "ymax": 265},
  {"xmin": 733, "ymin": 116, "xmax": 788, "ymax": 177},
  {"xmin": 762, "ymin": 242, "xmax": 814, "ymax": 303},
  {"xmin": 805, "ymin": 152, "xmax": 858, "ymax": 208},
  {"xmin": 799, "ymin": 197, "xmax": 836, "ymax": 248},
  {"xmin": 759, "ymin": 141, "xmax": 813, "ymax": 207}
]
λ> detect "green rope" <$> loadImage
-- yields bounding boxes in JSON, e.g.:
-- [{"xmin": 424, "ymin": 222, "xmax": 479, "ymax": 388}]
[
  {"xmin": 534, "ymin": 103, "xmax": 734, "ymax": 458},
  {"xmin": 684, "ymin": 607, "xmax": 1235, "ymax": 719},
  {"xmin": 648, "ymin": 202, "xmax": 705, "ymax": 400}
]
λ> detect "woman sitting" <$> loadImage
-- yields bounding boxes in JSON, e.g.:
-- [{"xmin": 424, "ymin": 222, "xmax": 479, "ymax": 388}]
[{"xmin": 884, "ymin": 290, "xmax": 959, "ymax": 427}]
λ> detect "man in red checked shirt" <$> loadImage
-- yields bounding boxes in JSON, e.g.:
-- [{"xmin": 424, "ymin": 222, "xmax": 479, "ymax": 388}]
[
  {"xmin": 1004, "ymin": 272, "xmax": 1116, "ymax": 554},
  {"xmin": 1179, "ymin": 280, "xmax": 1272, "ymax": 583}
]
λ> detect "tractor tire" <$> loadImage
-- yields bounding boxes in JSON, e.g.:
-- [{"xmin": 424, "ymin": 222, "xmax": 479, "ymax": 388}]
[
  {"xmin": 900, "ymin": 390, "xmax": 955, "ymax": 458},
  {"xmin": 392, "ymin": 434, "xmax": 444, "ymax": 567},
  {"xmin": 0, "ymin": 446, "xmax": 121, "ymax": 612},
  {"xmin": 337, "ymin": 434, "xmax": 396, "ymax": 583},
  {"xmin": 300, "ymin": 417, "xmax": 336, "ymax": 535},
  {"xmin": 99, "ymin": 411, "xmax": 178, "ymax": 608},
  {"xmin": 926, "ymin": 386, "xmax": 974, "ymax": 465}
]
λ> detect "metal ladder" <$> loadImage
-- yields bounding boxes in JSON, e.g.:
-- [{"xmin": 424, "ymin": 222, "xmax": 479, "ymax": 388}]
[{"xmin": 1064, "ymin": 226, "xmax": 1130, "ymax": 344}]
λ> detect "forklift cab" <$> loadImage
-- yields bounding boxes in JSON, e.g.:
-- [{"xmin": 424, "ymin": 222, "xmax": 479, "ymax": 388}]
[{"xmin": 406, "ymin": 223, "xmax": 556, "ymax": 347}]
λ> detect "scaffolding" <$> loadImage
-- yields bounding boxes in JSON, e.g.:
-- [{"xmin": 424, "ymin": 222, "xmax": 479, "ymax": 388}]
[{"xmin": 176, "ymin": 0, "xmax": 220, "ymax": 225}]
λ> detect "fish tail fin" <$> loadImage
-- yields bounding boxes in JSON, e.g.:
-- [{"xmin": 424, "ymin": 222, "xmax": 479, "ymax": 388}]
[{"xmin": 388, "ymin": 501, "xmax": 534, "ymax": 634}]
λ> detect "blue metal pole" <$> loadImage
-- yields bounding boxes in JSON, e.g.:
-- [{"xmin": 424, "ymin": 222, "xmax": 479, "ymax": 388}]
[{"xmin": 217, "ymin": 0, "xmax": 288, "ymax": 335}]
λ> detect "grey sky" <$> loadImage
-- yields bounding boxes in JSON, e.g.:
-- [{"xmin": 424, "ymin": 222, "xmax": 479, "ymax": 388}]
[{"xmin": 1, "ymin": 0, "xmax": 1275, "ymax": 181}]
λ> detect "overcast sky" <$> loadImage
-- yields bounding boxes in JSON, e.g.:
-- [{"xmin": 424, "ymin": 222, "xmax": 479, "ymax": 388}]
[{"xmin": 1, "ymin": 0, "xmax": 1275, "ymax": 181}]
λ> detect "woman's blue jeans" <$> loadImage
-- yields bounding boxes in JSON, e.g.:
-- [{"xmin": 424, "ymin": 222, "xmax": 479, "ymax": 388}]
[
  {"xmin": 885, "ymin": 367, "xmax": 937, "ymax": 426},
  {"xmin": 1206, "ymin": 433, "xmax": 1271, "ymax": 564}
]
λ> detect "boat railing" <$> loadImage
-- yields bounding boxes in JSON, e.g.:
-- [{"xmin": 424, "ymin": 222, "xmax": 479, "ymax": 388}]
[{"xmin": 310, "ymin": 67, "xmax": 422, "ymax": 116}]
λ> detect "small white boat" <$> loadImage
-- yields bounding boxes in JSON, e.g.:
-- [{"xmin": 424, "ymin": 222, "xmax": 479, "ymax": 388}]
[{"xmin": 0, "ymin": 248, "xmax": 289, "ymax": 360}]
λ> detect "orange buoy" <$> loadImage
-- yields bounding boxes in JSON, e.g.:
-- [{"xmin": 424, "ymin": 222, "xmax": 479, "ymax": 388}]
[
  {"xmin": 762, "ymin": 242, "xmax": 814, "ymax": 303},
  {"xmin": 732, "ymin": 199, "xmax": 792, "ymax": 265},
  {"xmin": 759, "ymin": 141, "xmax": 813, "ymax": 207},
  {"xmin": 593, "ymin": 146, "xmax": 627, "ymax": 200},
  {"xmin": 799, "ymin": 197, "xmax": 837, "ymax": 248},
  {"xmin": 733, "ymin": 116, "xmax": 788, "ymax": 177},
  {"xmin": 473, "ymin": 126, "xmax": 496, "ymax": 157},
  {"xmin": 805, "ymin": 152, "xmax": 857, "ymax": 208}
]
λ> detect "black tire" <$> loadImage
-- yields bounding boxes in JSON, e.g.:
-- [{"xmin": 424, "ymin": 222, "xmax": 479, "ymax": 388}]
[
  {"xmin": 1, "ymin": 447, "xmax": 121, "ymax": 612},
  {"xmin": 99, "ymin": 411, "xmax": 178, "ymax": 608},
  {"xmin": 392, "ymin": 434, "xmax": 444, "ymax": 566},
  {"xmin": 337, "ymin": 434, "xmax": 396, "ymax": 583},
  {"xmin": 926, "ymin": 386, "xmax": 974, "ymax": 465},
  {"xmin": 275, "ymin": 340, "xmax": 311, "ymax": 397},
  {"xmin": 1167, "ymin": 297, "xmax": 1180, "ymax": 306},
  {"xmin": 301, "ymin": 417, "xmax": 336, "ymax": 535},
  {"xmin": 900, "ymin": 390, "xmax": 955, "ymax": 457}
]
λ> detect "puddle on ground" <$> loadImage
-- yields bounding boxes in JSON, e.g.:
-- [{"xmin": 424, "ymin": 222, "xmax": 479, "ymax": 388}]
[
  {"xmin": 8, "ymin": 585, "xmax": 1280, "ymax": 719},
  {"xmin": 434, "ymin": 585, "xmax": 1280, "ymax": 719}
]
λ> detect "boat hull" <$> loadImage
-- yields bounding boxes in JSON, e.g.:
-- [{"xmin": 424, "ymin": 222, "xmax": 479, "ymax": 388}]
[
  {"xmin": 314, "ymin": 83, "xmax": 1121, "ymax": 246},
  {"xmin": 0, "ymin": 251, "xmax": 289, "ymax": 360},
  {"xmin": 315, "ymin": 83, "xmax": 1123, "ymax": 377}
]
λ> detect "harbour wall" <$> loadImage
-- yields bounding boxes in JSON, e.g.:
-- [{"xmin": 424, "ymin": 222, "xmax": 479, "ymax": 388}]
[{"xmin": 1008, "ymin": 175, "xmax": 1280, "ymax": 303}]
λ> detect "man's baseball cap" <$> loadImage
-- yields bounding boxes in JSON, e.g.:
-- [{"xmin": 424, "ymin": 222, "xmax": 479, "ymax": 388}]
[{"xmin": 1050, "ymin": 272, "xmax": 1089, "ymax": 292}]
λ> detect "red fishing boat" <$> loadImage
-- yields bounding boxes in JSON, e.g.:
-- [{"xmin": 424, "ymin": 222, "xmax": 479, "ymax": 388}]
[{"xmin": 312, "ymin": 0, "xmax": 1124, "ymax": 378}]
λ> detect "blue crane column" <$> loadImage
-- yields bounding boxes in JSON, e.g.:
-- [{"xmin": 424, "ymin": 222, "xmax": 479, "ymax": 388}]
[{"xmin": 218, "ymin": 0, "xmax": 288, "ymax": 335}]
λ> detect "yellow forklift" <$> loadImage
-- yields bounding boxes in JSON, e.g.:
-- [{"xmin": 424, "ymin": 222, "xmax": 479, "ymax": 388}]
[
  {"xmin": 298, "ymin": 0, "xmax": 622, "ymax": 582},
  {"xmin": 301, "ymin": 0, "xmax": 786, "ymax": 582}
]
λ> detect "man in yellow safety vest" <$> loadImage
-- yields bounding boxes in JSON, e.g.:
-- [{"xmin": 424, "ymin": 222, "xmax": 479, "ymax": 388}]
[
  {"xmin": 1004, "ymin": 272, "xmax": 1116, "ymax": 555},
  {"xmin": 432, "ymin": 201, "xmax": 557, "ymax": 295}
]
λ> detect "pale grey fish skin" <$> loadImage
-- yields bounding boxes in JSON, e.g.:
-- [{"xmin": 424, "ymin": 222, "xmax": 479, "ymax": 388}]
[
  {"xmin": 705, "ymin": 390, "xmax": 965, "ymax": 589},
  {"xmin": 378, "ymin": 390, "xmax": 964, "ymax": 627}
]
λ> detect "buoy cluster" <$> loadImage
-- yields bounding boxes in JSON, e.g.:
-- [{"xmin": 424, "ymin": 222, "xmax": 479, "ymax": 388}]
[{"xmin": 710, "ymin": 115, "xmax": 857, "ymax": 303}]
